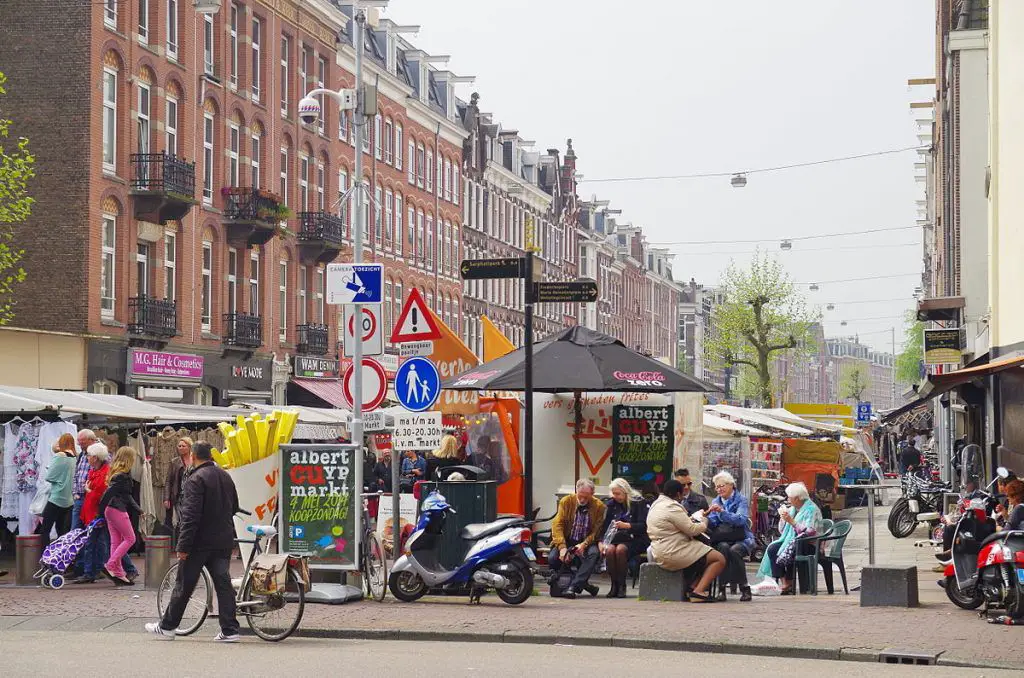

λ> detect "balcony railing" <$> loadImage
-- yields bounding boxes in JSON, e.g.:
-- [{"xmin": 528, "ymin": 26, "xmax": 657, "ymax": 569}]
[
  {"xmin": 223, "ymin": 187, "xmax": 289, "ymax": 225},
  {"xmin": 223, "ymin": 312, "xmax": 263, "ymax": 349},
  {"xmin": 129, "ymin": 153, "xmax": 197, "ymax": 223},
  {"xmin": 296, "ymin": 323, "xmax": 329, "ymax": 356},
  {"xmin": 297, "ymin": 211, "xmax": 346, "ymax": 246},
  {"xmin": 127, "ymin": 296, "xmax": 177, "ymax": 338}
]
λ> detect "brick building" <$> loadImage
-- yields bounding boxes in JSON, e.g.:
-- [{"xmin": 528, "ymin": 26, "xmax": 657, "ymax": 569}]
[{"xmin": 0, "ymin": 0, "xmax": 466, "ymax": 405}]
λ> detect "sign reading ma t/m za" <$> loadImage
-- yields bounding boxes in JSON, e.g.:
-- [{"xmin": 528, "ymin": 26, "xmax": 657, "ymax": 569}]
[
  {"xmin": 393, "ymin": 412, "xmax": 443, "ymax": 451},
  {"xmin": 326, "ymin": 263, "xmax": 383, "ymax": 305}
]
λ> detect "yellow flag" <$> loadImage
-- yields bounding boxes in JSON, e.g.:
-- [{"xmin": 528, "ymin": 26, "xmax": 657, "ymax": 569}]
[
  {"xmin": 482, "ymin": 315, "xmax": 516, "ymax": 362},
  {"xmin": 426, "ymin": 308, "xmax": 480, "ymax": 415}
]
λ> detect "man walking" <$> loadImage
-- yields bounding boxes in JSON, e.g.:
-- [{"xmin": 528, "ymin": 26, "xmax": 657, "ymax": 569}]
[{"xmin": 146, "ymin": 442, "xmax": 241, "ymax": 642}]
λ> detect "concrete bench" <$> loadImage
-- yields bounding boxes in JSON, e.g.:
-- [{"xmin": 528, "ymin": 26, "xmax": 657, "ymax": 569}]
[
  {"xmin": 637, "ymin": 562, "xmax": 685, "ymax": 601},
  {"xmin": 860, "ymin": 565, "xmax": 919, "ymax": 607}
]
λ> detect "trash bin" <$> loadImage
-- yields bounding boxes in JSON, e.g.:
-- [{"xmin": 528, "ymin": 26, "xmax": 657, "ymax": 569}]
[
  {"xmin": 420, "ymin": 479, "xmax": 498, "ymax": 569},
  {"xmin": 144, "ymin": 534, "xmax": 172, "ymax": 590},
  {"xmin": 15, "ymin": 534, "xmax": 42, "ymax": 586}
]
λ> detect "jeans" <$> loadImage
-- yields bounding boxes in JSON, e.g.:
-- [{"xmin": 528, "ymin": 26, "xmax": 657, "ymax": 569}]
[
  {"xmin": 70, "ymin": 496, "xmax": 85, "ymax": 531},
  {"xmin": 548, "ymin": 542, "xmax": 601, "ymax": 591},
  {"xmin": 104, "ymin": 507, "xmax": 136, "ymax": 578},
  {"xmin": 161, "ymin": 550, "xmax": 239, "ymax": 636},
  {"xmin": 81, "ymin": 527, "xmax": 138, "ymax": 579}
]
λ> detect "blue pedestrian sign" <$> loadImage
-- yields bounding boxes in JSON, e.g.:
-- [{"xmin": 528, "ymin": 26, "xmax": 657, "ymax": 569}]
[
  {"xmin": 856, "ymin": 402, "xmax": 872, "ymax": 424},
  {"xmin": 395, "ymin": 356, "xmax": 441, "ymax": 412},
  {"xmin": 326, "ymin": 263, "xmax": 383, "ymax": 305}
]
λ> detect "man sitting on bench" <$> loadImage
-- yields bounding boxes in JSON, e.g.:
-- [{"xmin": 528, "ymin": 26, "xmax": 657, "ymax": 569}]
[{"xmin": 548, "ymin": 479, "xmax": 606, "ymax": 598}]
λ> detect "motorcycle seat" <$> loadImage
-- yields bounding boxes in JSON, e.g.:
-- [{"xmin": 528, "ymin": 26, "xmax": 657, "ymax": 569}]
[
  {"xmin": 460, "ymin": 518, "xmax": 521, "ymax": 541},
  {"xmin": 982, "ymin": 529, "xmax": 1024, "ymax": 548}
]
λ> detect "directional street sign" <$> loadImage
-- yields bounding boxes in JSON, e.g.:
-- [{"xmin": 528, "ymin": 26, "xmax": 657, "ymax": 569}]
[
  {"xmin": 341, "ymin": 357, "xmax": 388, "ymax": 411},
  {"xmin": 343, "ymin": 305, "xmax": 383, "ymax": 357},
  {"xmin": 460, "ymin": 257, "xmax": 525, "ymax": 280},
  {"xmin": 326, "ymin": 263, "xmax": 383, "ymax": 305},
  {"xmin": 394, "ymin": 356, "xmax": 441, "ymax": 412},
  {"xmin": 532, "ymin": 280, "xmax": 599, "ymax": 303},
  {"xmin": 390, "ymin": 288, "xmax": 442, "ymax": 343},
  {"xmin": 856, "ymin": 402, "xmax": 872, "ymax": 425}
]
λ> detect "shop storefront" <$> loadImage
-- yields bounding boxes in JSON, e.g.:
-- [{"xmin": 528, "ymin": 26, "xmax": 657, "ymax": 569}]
[{"xmin": 289, "ymin": 355, "xmax": 346, "ymax": 409}]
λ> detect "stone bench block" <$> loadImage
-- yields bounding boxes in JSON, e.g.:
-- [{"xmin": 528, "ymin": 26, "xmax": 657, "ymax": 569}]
[
  {"xmin": 859, "ymin": 565, "xmax": 919, "ymax": 607},
  {"xmin": 638, "ymin": 562, "xmax": 685, "ymax": 602}
]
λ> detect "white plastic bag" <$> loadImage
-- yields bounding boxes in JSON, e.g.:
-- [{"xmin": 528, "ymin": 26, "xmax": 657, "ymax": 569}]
[
  {"xmin": 750, "ymin": 578, "xmax": 782, "ymax": 596},
  {"xmin": 29, "ymin": 484, "xmax": 49, "ymax": 515}
]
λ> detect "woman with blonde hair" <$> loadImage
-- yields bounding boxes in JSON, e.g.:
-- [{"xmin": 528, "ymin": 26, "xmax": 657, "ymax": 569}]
[
  {"xmin": 98, "ymin": 446, "xmax": 141, "ymax": 585},
  {"xmin": 599, "ymin": 477, "xmax": 650, "ymax": 598},
  {"xmin": 427, "ymin": 434, "xmax": 461, "ymax": 480}
]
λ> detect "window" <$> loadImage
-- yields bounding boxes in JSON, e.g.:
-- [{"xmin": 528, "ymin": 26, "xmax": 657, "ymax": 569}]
[
  {"xmin": 394, "ymin": 193, "xmax": 403, "ymax": 253},
  {"xmin": 425, "ymin": 215, "xmax": 434, "ymax": 269},
  {"xmin": 203, "ymin": 13, "xmax": 214, "ymax": 75},
  {"xmin": 229, "ymin": 4, "xmax": 238, "ymax": 88},
  {"xmin": 395, "ymin": 124, "xmax": 403, "ymax": 170},
  {"xmin": 384, "ymin": 119, "xmax": 393, "ymax": 164},
  {"xmin": 339, "ymin": 109, "xmax": 349, "ymax": 143},
  {"xmin": 201, "ymin": 242, "xmax": 212, "ymax": 330},
  {"xmin": 298, "ymin": 45, "xmax": 308, "ymax": 108},
  {"xmin": 416, "ymin": 144, "xmax": 425, "ymax": 188},
  {"xmin": 384, "ymin": 189, "xmax": 393, "ymax": 248},
  {"xmin": 361, "ymin": 180, "xmax": 369, "ymax": 238},
  {"xmin": 249, "ymin": 251, "xmax": 260, "ymax": 316},
  {"xmin": 105, "ymin": 0, "xmax": 117, "ymax": 28},
  {"xmin": 250, "ymin": 133, "xmax": 261, "ymax": 188},
  {"xmin": 196, "ymin": 386, "xmax": 213, "ymax": 405},
  {"xmin": 138, "ymin": 0, "xmax": 149, "ymax": 41},
  {"xmin": 202, "ymin": 113, "xmax": 214, "ymax": 203},
  {"xmin": 452, "ymin": 228, "xmax": 459, "ymax": 271},
  {"xmin": 384, "ymin": 281, "xmax": 393, "ymax": 339},
  {"xmin": 436, "ymin": 153, "xmax": 442, "ymax": 196},
  {"xmin": 278, "ymin": 261, "xmax": 287, "ymax": 342},
  {"xmin": 416, "ymin": 210, "xmax": 424, "ymax": 266},
  {"xmin": 136, "ymin": 244, "xmax": 150, "ymax": 297},
  {"xmin": 279, "ymin": 146, "xmax": 289, "ymax": 204},
  {"xmin": 316, "ymin": 56, "xmax": 327, "ymax": 135},
  {"xmin": 425, "ymin": 149, "xmax": 433, "ymax": 192},
  {"xmin": 137, "ymin": 83, "xmax": 151, "ymax": 161},
  {"xmin": 166, "ymin": 0, "xmax": 178, "ymax": 59},
  {"xmin": 102, "ymin": 68, "xmax": 117, "ymax": 171},
  {"xmin": 101, "ymin": 215, "xmax": 116, "ymax": 317},
  {"xmin": 374, "ymin": 184, "xmax": 382, "ymax": 243},
  {"xmin": 374, "ymin": 114, "xmax": 382, "ymax": 160},
  {"xmin": 361, "ymin": 119, "xmax": 370, "ymax": 155},
  {"xmin": 164, "ymin": 232, "xmax": 176, "ymax": 301},
  {"xmin": 317, "ymin": 162, "xmax": 325, "ymax": 211},
  {"xmin": 453, "ymin": 165, "xmax": 459, "ymax": 205},
  {"xmin": 407, "ymin": 139, "xmax": 415, "ymax": 183},
  {"xmin": 338, "ymin": 169, "xmax": 349, "ymax": 231},
  {"xmin": 314, "ymin": 268, "xmax": 324, "ymax": 323},
  {"xmin": 299, "ymin": 154, "xmax": 309, "ymax": 210},
  {"xmin": 251, "ymin": 18, "xmax": 262, "ymax": 101},
  {"xmin": 228, "ymin": 123, "xmax": 240, "ymax": 187},
  {"xmin": 297, "ymin": 265, "xmax": 307, "ymax": 324},
  {"xmin": 443, "ymin": 222, "xmax": 451, "ymax": 276},
  {"xmin": 227, "ymin": 248, "xmax": 238, "ymax": 315},
  {"xmin": 394, "ymin": 282, "xmax": 403, "ymax": 325},
  {"xmin": 408, "ymin": 206, "xmax": 415, "ymax": 259},
  {"xmin": 165, "ymin": 97, "xmax": 178, "ymax": 156},
  {"xmin": 280, "ymin": 36, "xmax": 290, "ymax": 117},
  {"xmin": 443, "ymin": 158, "xmax": 452, "ymax": 201}
]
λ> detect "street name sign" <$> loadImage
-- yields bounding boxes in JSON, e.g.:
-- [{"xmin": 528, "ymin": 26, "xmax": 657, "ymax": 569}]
[
  {"xmin": 460, "ymin": 257, "xmax": 525, "ymax": 280},
  {"xmin": 533, "ymin": 280, "xmax": 599, "ymax": 303}
]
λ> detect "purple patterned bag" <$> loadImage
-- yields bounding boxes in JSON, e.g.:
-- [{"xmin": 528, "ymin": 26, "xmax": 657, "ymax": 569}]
[{"xmin": 40, "ymin": 519, "xmax": 102, "ymax": 573}]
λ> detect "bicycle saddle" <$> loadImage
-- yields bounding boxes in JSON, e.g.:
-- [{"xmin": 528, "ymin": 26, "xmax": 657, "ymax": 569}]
[{"xmin": 247, "ymin": 524, "xmax": 279, "ymax": 538}]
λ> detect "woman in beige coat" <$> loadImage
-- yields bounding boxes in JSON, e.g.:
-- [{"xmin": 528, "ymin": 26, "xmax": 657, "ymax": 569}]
[{"xmin": 647, "ymin": 479, "xmax": 726, "ymax": 602}]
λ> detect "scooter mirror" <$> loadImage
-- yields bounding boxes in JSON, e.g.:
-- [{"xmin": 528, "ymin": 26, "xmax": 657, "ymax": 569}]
[{"xmin": 998, "ymin": 466, "xmax": 1010, "ymax": 479}]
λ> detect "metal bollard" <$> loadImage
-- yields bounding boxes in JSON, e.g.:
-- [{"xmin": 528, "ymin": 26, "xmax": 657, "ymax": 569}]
[
  {"xmin": 15, "ymin": 534, "xmax": 43, "ymax": 586},
  {"xmin": 144, "ymin": 535, "xmax": 172, "ymax": 590}
]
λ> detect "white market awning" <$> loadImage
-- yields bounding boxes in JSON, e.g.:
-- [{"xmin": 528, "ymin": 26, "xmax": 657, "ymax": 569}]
[
  {"xmin": 703, "ymin": 412, "xmax": 768, "ymax": 436},
  {"xmin": 0, "ymin": 386, "xmax": 188, "ymax": 420},
  {"xmin": 706, "ymin": 404, "xmax": 813, "ymax": 435},
  {"xmin": 755, "ymin": 408, "xmax": 856, "ymax": 434}
]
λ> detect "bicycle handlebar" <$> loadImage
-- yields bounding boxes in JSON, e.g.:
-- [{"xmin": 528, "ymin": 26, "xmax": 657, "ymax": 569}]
[{"xmin": 236, "ymin": 508, "xmax": 253, "ymax": 517}]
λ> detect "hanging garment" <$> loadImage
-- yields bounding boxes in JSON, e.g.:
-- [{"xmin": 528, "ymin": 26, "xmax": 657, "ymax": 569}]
[
  {"xmin": 1, "ymin": 423, "xmax": 18, "ymax": 520},
  {"xmin": 12, "ymin": 421, "xmax": 41, "ymax": 494},
  {"xmin": 150, "ymin": 427, "xmax": 180, "ymax": 492},
  {"xmin": 129, "ymin": 431, "xmax": 145, "ymax": 484},
  {"xmin": 139, "ymin": 457, "xmax": 156, "ymax": 537},
  {"xmin": 32, "ymin": 421, "xmax": 77, "ymax": 508}
]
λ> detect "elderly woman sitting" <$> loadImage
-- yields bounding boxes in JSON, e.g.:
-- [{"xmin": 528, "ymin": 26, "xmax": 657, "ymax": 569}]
[
  {"xmin": 758, "ymin": 482, "xmax": 822, "ymax": 595},
  {"xmin": 707, "ymin": 471, "xmax": 754, "ymax": 602}
]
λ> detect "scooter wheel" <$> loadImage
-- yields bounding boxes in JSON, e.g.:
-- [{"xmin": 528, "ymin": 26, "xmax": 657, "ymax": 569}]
[
  {"xmin": 945, "ymin": 575, "xmax": 983, "ymax": 610},
  {"xmin": 495, "ymin": 562, "xmax": 534, "ymax": 605},
  {"xmin": 388, "ymin": 571, "xmax": 427, "ymax": 602}
]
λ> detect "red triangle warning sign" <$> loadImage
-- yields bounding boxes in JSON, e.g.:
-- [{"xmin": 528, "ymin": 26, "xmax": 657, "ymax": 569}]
[{"xmin": 390, "ymin": 288, "xmax": 443, "ymax": 343}]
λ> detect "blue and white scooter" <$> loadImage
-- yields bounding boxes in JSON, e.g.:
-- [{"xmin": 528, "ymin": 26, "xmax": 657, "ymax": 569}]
[{"xmin": 388, "ymin": 491, "xmax": 537, "ymax": 605}]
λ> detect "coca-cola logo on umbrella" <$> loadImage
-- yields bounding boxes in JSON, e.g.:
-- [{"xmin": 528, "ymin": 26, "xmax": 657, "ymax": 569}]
[
  {"xmin": 451, "ymin": 370, "xmax": 500, "ymax": 387},
  {"xmin": 613, "ymin": 370, "xmax": 666, "ymax": 387}
]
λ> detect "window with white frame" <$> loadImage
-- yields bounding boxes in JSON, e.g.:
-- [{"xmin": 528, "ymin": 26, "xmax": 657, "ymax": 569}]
[
  {"xmin": 279, "ymin": 146, "xmax": 289, "ymax": 204},
  {"xmin": 203, "ymin": 113, "xmax": 214, "ymax": 203},
  {"xmin": 384, "ymin": 281, "xmax": 393, "ymax": 339},
  {"xmin": 443, "ymin": 222, "xmax": 451, "ymax": 276},
  {"xmin": 316, "ymin": 56, "xmax": 327, "ymax": 135},
  {"xmin": 384, "ymin": 118, "xmax": 393, "ymax": 164},
  {"xmin": 436, "ymin": 154, "xmax": 442, "ymax": 197},
  {"xmin": 229, "ymin": 4, "xmax": 238, "ymax": 88},
  {"xmin": 251, "ymin": 17, "xmax": 262, "ymax": 101},
  {"xmin": 361, "ymin": 119, "xmax": 370, "ymax": 155},
  {"xmin": 314, "ymin": 267, "xmax": 324, "ymax": 323},
  {"xmin": 338, "ymin": 109, "xmax": 348, "ymax": 143},
  {"xmin": 416, "ymin": 144, "xmax": 425, "ymax": 188},
  {"xmin": 227, "ymin": 248, "xmax": 238, "ymax": 315},
  {"xmin": 443, "ymin": 158, "xmax": 452, "ymax": 201},
  {"xmin": 102, "ymin": 68, "xmax": 117, "ymax": 171},
  {"xmin": 384, "ymin": 189, "xmax": 393, "ymax": 248},
  {"xmin": 249, "ymin": 251, "xmax": 260, "ymax": 316},
  {"xmin": 395, "ymin": 124, "xmax": 403, "ymax": 170},
  {"xmin": 361, "ymin": 180, "xmax": 369, "ymax": 238},
  {"xmin": 136, "ymin": 243, "xmax": 150, "ymax": 297},
  {"xmin": 338, "ymin": 169, "xmax": 349, "ymax": 231},
  {"xmin": 425, "ymin": 215, "xmax": 434, "ymax": 269},
  {"xmin": 164, "ymin": 231, "xmax": 176, "ymax": 301},
  {"xmin": 374, "ymin": 114, "xmax": 382, "ymax": 160},
  {"xmin": 203, "ymin": 13, "xmax": 215, "ymax": 75},
  {"xmin": 278, "ymin": 261, "xmax": 288, "ymax": 342},
  {"xmin": 165, "ymin": 97, "xmax": 178, "ymax": 156},
  {"xmin": 407, "ymin": 139, "xmax": 415, "ymax": 184},
  {"xmin": 93, "ymin": 380, "xmax": 119, "ymax": 396},
  {"xmin": 374, "ymin": 184, "xmax": 382, "ymax": 243},
  {"xmin": 453, "ymin": 165, "xmax": 459, "ymax": 205},
  {"xmin": 408, "ymin": 206, "xmax": 415, "ymax": 259},
  {"xmin": 195, "ymin": 386, "xmax": 213, "ymax": 405},
  {"xmin": 298, "ymin": 46, "xmax": 308, "ymax": 109},
  {"xmin": 425, "ymin": 149, "xmax": 433, "ymax": 192},
  {"xmin": 394, "ymin": 193, "xmax": 403, "ymax": 253},
  {"xmin": 101, "ymin": 215, "xmax": 116, "ymax": 317},
  {"xmin": 137, "ymin": 83, "xmax": 151, "ymax": 163},
  {"xmin": 228, "ymin": 123, "xmax": 240, "ymax": 187},
  {"xmin": 201, "ymin": 241, "xmax": 212, "ymax": 330},
  {"xmin": 166, "ymin": 0, "xmax": 178, "ymax": 59},
  {"xmin": 416, "ymin": 210, "xmax": 424, "ymax": 266},
  {"xmin": 299, "ymin": 154, "xmax": 309, "ymax": 210},
  {"xmin": 317, "ymin": 161, "xmax": 325, "ymax": 211},
  {"xmin": 251, "ymin": 133, "xmax": 261, "ymax": 188},
  {"xmin": 280, "ymin": 36, "xmax": 290, "ymax": 117},
  {"xmin": 138, "ymin": 0, "xmax": 149, "ymax": 41},
  {"xmin": 394, "ymin": 282, "xmax": 403, "ymax": 332},
  {"xmin": 105, "ymin": 0, "xmax": 117, "ymax": 28},
  {"xmin": 297, "ymin": 265, "xmax": 307, "ymax": 324},
  {"xmin": 452, "ymin": 228, "xmax": 459, "ymax": 273}
]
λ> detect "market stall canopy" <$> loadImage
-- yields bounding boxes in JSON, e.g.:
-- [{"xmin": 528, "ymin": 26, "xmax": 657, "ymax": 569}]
[
  {"xmin": 290, "ymin": 378, "xmax": 349, "ymax": 410},
  {"xmin": 0, "ymin": 390, "xmax": 61, "ymax": 414},
  {"xmin": 154, "ymin": 403, "xmax": 252, "ymax": 423},
  {"xmin": 443, "ymin": 326, "xmax": 717, "ymax": 393},
  {"xmin": 0, "ymin": 385, "xmax": 193, "ymax": 421},
  {"xmin": 706, "ymin": 404, "xmax": 813, "ymax": 435},
  {"xmin": 704, "ymin": 412, "xmax": 768, "ymax": 436},
  {"xmin": 755, "ymin": 408, "xmax": 855, "ymax": 434}
]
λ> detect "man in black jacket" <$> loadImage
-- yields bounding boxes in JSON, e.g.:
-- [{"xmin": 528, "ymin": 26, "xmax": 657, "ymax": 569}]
[
  {"xmin": 675, "ymin": 469, "xmax": 710, "ymax": 515},
  {"xmin": 146, "ymin": 442, "xmax": 241, "ymax": 642}
]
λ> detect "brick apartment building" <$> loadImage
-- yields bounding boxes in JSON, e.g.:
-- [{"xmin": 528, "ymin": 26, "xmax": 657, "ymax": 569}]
[{"xmin": 0, "ymin": 0, "xmax": 469, "ymax": 406}]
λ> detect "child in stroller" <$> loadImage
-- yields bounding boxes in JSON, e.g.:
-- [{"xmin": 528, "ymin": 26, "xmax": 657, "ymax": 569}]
[{"xmin": 34, "ymin": 519, "xmax": 104, "ymax": 589}]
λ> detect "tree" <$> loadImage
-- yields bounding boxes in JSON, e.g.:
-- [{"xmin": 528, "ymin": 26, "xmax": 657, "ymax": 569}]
[
  {"xmin": 895, "ymin": 311, "xmax": 925, "ymax": 385},
  {"xmin": 706, "ymin": 251, "xmax": 818, "ymax": 407},
  {"xmin": 839, "ymin": 362, "xmax": 872, "ymax": 402},
  {"xmin": 0, "ymin": 70, "xmax": 33, "ymax": 325}
]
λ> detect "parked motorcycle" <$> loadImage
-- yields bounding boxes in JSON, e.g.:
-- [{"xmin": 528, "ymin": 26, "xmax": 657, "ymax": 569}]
[
  {"xmin": 888, "ymin": 470, "xmax": 948, "ymax": 538},
  {"xmin": 943, "ymin": 467, "xmax": 1024, "ymax": 619},
  {"xmin": 388, "ymin": 491, "xmax": 537, "ymax": 605}
]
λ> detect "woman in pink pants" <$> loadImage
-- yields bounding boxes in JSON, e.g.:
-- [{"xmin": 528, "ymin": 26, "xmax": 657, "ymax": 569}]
[{"xmin": 97, "ymin": 446, "xmax": 141, "ymax": 585}]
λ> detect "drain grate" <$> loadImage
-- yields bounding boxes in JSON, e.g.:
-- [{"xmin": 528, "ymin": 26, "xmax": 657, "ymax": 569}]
[{"xmin": 878, "ymin": 649, "xmax": 939, "ymax": 665}]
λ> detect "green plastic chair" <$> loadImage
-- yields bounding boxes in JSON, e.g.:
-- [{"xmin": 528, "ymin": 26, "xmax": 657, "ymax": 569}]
[
  {"xmin": 817, "ymin": 519, "xmax": 852, "ymax": 594},
  {"xmin": 794, "ymin": 518, "xmax": 833, "ymax": 595}
]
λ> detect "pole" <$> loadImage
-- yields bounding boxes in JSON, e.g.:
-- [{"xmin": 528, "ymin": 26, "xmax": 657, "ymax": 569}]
[
  {"xmin": 891, "ymin": 326, "xmax": 896, "ymax": 409},
  {"xmin": 351, "ymin": 6, "xmax": 367, "ymax": 563},
  {"xmin": 867, "ymin": 486, "xmax": 876, "ymax": 566},
  {"xmin": 523, "ymin": 251, "xmax": 535, "ymax": 520}
]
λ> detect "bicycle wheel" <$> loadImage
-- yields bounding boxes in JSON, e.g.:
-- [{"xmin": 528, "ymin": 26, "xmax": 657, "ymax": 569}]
[
  {"xmin": 156, "ymin": 561, "xmax": 211, "ymax": 636},
  {"xmin": 242, "ymin": 569, "xmax": 305, "ymax": 642},
  {"xmin": 363, "ymin": 532, "xmax": 388, "ymax": 601}
]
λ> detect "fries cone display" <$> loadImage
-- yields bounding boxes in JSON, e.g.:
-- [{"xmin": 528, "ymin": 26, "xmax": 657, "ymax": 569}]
[{"xmin": 211, "ymin": 409, "xmax": 299, "ymax": 470}]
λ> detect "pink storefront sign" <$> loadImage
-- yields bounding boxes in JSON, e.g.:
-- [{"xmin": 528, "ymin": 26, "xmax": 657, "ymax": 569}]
[{"xmin": 130, "ymin": 349, "xmax": 204, "ymax": 380}]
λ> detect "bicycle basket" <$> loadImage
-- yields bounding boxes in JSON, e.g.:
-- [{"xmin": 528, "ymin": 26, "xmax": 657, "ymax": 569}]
[
  {"xmin": 287, "ymin": 555, "xmax": 312, "ymax": 593},
  {"xmin": 250, "ymin": 554, "xmax": 289, "ymax": 595}
]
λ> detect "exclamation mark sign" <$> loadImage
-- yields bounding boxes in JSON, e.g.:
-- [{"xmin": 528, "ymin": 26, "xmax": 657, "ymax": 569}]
[{"xmin": 411, "ymin": 308, "xmax": 419, "ymax": 332}]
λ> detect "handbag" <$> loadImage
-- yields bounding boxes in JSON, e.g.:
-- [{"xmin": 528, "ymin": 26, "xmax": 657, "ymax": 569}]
[{"xmin": 707, "ymin": 523, "xmax": 746, "ymax": 544}]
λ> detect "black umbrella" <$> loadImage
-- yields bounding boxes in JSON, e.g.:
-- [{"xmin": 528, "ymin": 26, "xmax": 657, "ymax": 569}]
[{"xmin": 444, "ymin": 325, "xmax": 717, "ymax": 393}]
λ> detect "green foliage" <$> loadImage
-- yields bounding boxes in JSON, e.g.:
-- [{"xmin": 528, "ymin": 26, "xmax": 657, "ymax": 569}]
[
  {"xmin": 839, "ymin": 362, "xmax": 872, "ymax": 402},
  {"xmin": 0, "ymin": 70, "xmax": 34, "ymax": 325},
  {"xmin": 706, "ymin": 251, "xmax": 819, "ymax": 406},
  {"xmin": 896, "ymin": 311, "xmax": 925, "ymax": 385}
]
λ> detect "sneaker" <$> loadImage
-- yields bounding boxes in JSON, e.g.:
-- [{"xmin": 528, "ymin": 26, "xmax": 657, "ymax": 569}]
[
  {"xmin": 144, "ymin": 623, "xmax": 175, "ymax": 641},
  {"xmin": 214, "ymin": 632, "xmax": 240, "ymax": 643}
]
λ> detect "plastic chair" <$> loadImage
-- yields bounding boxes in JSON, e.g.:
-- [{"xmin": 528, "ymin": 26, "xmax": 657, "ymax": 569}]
[
  {"xmin": 817, "ymin": 519, "xmax": 852, "ymax": 594},
  {"xmin": 794, "ymin": 518, "xmax": 833, "ymax": 595}
]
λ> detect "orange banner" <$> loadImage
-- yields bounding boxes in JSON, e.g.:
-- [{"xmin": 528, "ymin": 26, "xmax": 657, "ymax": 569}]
[
  {"xmin": 427, "ymin": 308, "xmax": 480, "ymax": 415},
  {"xmin": 482, "ymin": 315, "xmax": 516, "ymax": 362}
]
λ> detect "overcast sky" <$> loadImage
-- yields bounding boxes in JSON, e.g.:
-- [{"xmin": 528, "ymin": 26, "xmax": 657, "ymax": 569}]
[{"xmin": 386, "ymin": 0, "xmax": 934, "ymax": 352}]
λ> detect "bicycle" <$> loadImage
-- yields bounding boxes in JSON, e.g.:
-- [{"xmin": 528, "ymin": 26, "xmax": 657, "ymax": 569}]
[
  {"xmin": 361, "ymin": 493, "xmax": 388, "ymax": 601},
  {"xmin": 156, "ymin": 510, "xmax": 308, "ymax": 642}
]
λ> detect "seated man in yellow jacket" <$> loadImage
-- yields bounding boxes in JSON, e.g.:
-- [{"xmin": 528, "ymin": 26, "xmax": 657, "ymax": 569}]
[{"xmin": 548, "ymin": 478, "xmax": 606, "ymax": 598}]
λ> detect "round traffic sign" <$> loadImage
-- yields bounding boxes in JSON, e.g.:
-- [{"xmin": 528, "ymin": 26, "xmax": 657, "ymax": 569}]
[
  {"xmin": 347, "ymin": 307, "xmax": 378, "ymax": 342},
  {"xmin": 342, "ymin": 357, "xmax": 388, "ymax": 412},
  {"xmin": 394, "ymin": 356, "xmax": 441, "ymax": 412}
]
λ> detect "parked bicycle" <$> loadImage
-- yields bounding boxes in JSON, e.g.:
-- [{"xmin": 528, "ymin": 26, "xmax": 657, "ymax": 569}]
[
  {"xmin": 361, "ymin": 493, "xmax": 387, "ymax": 601},
  {"xmin": 156, "ymin": 510, "xmax": 308, "ymax": 642}
]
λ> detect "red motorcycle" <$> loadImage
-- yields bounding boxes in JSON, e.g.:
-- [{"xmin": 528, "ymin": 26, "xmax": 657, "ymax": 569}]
[{"xmin": 943, "ymin": 467, "xmax": 1024, "ymax": 619}]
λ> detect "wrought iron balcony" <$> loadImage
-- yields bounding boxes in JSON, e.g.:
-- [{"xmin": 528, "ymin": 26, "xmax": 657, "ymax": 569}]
[
  {"xmin": 127, "ymin": 296, "xmax": 177, "ymax": 339},
  {"xmin": 222, "ymin": 187, "xmax": 290, "ymax": 247},
  {"xmin": 296, "ymin": 211, "xmax": 347, "ymax": 264},
  {"xmin": 222, "ymin": 312, "xmax": 263, "ymax": 349},
  {"xmin": 130, "ymin": 153, "xmax": 197, "ymax": 223},
  {"xmin": 296, "ymin": 323, "xmax": 329, "ymax": 356}
]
